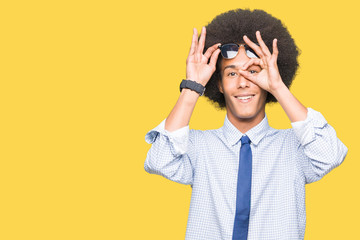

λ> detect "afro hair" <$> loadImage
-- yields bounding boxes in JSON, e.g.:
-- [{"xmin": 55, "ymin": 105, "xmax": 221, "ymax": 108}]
[{"xmin": 203, "ymin": 9, "xmax": 300, "ymax": 109}]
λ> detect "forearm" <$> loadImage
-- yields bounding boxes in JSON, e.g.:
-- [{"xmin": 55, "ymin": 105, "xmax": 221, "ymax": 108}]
[
  {"xmin": 165, "ymin": 26, "xmax": 220, "ymax": 131},
  {"xmin": 144, "ymin": 127, "xmax": 194, "ymax": 185},
  {"xmin": 291, "ymin": 109, "xmax": 348, "ymax": 183},
  {"xmin": 165, "ymin": 89, "xmax": 200, "ymax": 132},
  {"xmin": 272, "ymin": 83, "xmax": 308, "ymax": 123}
]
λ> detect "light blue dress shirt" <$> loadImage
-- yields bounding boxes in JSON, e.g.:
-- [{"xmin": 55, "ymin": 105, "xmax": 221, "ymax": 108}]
[{"xmin": 144, "ymin": 108, "xmax": 348, "ymax": 240}]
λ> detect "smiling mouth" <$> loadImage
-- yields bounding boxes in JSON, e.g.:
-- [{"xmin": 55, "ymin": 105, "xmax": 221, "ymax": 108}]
[
  {"xmin": 234, "ymin": 94, "xmax": 255, "ymax": 103},
  {"xmin": 236, "ymin": 95, "xmax": 254, "ymax": 100},
  {"xmin": 235, "ymin": 94, "xmax": 255, "ymax": 100}
]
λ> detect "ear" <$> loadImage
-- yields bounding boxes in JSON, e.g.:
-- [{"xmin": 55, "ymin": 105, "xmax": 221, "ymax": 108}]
[
  {"xmin": 218, "ymin": 79, "xmax": 224, "ymax": 94},
  {"xmin": 216, "ymin": 60, "xmax": 224, "ymax": 94}
]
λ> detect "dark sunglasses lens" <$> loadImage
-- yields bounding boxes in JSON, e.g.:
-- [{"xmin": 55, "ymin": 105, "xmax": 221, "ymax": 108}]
[
  {"xmin": 244, "ymin": 45, "xmax": 259, "ymax": 58},
  {"xmin": 220, "ymin": 44, "xmax": 239, "ymax": 59}
]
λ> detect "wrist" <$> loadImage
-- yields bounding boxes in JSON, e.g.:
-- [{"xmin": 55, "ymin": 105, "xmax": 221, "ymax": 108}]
[
  {"xmin": 178, "ymin": 89, "xmax": 200, "ymax": 110},
  {"xmin": 185, "ymin": 78, "xmax": 207, "ymax": 87},
  {"xmin": 180, "ymin": 79, "xmax": 206, "ymax": 96},
  {"xmin": 270, "ymin": 81, "xmax": 288, "ymax": 99}
]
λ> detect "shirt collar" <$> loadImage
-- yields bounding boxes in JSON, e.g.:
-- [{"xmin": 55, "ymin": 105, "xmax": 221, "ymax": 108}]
[{"xmin": 222, "ymin": 114, "xmax": 271, "ymax": 146}]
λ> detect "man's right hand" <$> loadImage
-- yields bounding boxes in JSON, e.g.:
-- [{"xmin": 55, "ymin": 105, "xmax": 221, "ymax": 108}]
[
  {"xmin": 186, "ymin": 27, "xmax": 221, "ymax": 86},
  {"xmin": 165, "ymin": 27, "xmax": 220, "ymax": 132}
]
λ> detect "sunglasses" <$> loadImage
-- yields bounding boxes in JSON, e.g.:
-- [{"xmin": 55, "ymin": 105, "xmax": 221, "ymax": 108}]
[{"xmin": 218, "ymin": 43, "xmax": 259, "ymax": 59}]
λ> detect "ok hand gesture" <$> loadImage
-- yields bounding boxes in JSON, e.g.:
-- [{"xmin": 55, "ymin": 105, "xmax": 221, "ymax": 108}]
[
  {"xmin": 186, "ymin": 27, "xmax": 221, "ymax": 86},
  {"xmin": 239, "ymin": 31, "xmax": 285, "ymax": 94}
]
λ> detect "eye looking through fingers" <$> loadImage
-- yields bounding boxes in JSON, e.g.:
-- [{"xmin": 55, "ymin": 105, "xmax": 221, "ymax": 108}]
[{"xmin": 248, "ymin": 65, "xmax": 261, "ymax": 74}]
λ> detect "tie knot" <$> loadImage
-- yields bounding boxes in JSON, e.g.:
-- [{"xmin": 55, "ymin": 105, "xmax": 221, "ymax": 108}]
[{"xmin": 241, "ymin": 135, "xmax": 251, "ymax": 145}]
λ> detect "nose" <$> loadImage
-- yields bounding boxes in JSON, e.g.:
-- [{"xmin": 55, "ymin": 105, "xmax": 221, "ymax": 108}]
[
  {"xmin": 236, "ymin": 46, "xmax": 251, "ymax": 88},
  {"xmin": 238, "ymin": 75, "xmax": 250, "ymax": 88}
]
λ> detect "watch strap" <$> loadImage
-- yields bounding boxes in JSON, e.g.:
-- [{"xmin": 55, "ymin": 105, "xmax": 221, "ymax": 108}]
[{"xmin": 180, "ymin": 79, "xmax": 206, "ymax": 96}]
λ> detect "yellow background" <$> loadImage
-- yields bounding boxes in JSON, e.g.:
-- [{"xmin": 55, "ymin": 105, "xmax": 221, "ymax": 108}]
[{"xmin": 1, "ymin": 0, "xmax": 359, "ymax": 239}]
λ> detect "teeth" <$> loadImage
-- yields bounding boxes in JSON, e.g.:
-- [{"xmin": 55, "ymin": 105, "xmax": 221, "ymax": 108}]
[{"xmin": 236, "ymin": 95, "xmax": 254, "ymax": 100}]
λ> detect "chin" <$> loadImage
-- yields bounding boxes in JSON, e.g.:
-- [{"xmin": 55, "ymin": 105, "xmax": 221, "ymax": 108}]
[
  {"xmin": 235, "ymin": 112, "xmax": 259, "ymax": 120},
  {"xmin": 227, "ymin": 104, "xmax": 265, "ymax": 122}
]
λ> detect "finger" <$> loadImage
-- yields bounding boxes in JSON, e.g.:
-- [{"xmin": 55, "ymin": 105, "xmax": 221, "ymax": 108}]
[
  {"xmin": 256, "ymin": 31, "xmax": 271, "ymax": 57},
  {"xmin": 242, "ymin": 58, "xmax": 256, "ymax": 70},
  {"xmin": 271, "ymin": 38, "xmax": 279, "ymax": 62},
  {"xmin": 197, "ymin": 26, "xmax": 206, "ymax": 55},
  {"xmin": 203, "ymin": 43, "xmax": 221, "ymax": 60},
  {"xmin": 188, "ymin": 28, "xmax": 198, "ymax": 56},
  {"xmin": 243, "ymin": 35, "xmax": 265, "ymax": 58},
  {"xmin": 241, "ymin": 58, "xmax": 263, "ymax": 70},
  {"xmin": 209, "ymin": 48, "xmax": 221, "ymax": 68},
  {"xmin": 239, "ymin": 70, "xmax": 258, "ymax": 83}
]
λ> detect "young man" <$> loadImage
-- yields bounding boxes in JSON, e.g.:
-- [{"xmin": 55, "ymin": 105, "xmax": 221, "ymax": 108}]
[{"xmin": 144, "ymin": 9, "xmax": 347, "ymax": 240}]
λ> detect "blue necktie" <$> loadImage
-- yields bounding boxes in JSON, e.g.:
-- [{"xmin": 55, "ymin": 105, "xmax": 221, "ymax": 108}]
[{"xmin": 232, "ymin": 135, "xmax": 252, "ymax": 240}]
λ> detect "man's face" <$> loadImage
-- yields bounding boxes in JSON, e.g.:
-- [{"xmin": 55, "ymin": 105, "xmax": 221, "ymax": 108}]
[{"xmin": 219, "ymin": 45, "xmax": 267, "ymax": 125}]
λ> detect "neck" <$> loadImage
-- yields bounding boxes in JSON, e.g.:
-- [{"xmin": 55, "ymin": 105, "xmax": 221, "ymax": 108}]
[{"xmin": 227, "ymin": 111, "xmax": 265, "ymax": 134}]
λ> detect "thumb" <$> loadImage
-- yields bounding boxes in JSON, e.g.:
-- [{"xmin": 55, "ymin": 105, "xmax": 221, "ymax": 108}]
[{"xmin": 239, "ymin": 70, "xmax": 258, "ymax": 83}]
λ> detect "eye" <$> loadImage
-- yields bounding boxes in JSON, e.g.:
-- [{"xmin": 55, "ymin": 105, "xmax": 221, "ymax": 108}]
[
  {"xmin": 248, "ymin": 66, "xmax": 261, "ymax": 74},
  {"xmin": 228, "ymin": 72, "xmax": 237, "ymax": 77}
]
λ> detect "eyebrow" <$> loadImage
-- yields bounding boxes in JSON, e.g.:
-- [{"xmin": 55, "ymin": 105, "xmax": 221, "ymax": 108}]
[
  {"xmin": 223, "ymin": 64, "xmax": 240, "ymax": 71},
  {"xmin": 223, "ymin": 63, "xmax": 261, "ymax": 72}
]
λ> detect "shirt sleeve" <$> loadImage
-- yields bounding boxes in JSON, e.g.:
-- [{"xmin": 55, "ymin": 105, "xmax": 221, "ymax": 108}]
[
  {"xmin": 144, "ymin": 119, "xmax": 195, "ymax": 185},
  {"xmin": 291, "ymin": 108, "xmax": 348, "ymax": 184}
]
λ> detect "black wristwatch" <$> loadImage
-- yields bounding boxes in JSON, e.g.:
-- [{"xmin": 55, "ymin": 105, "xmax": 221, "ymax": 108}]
[{"xmin": 180, "ymin": 79, "xmax": 206, "ymax": 96}]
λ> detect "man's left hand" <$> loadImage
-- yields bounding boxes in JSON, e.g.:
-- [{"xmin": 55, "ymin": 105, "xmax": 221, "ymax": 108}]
[{"xmin": 239, "ymin": 31, "xmax": 286, "ymax": 95}]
